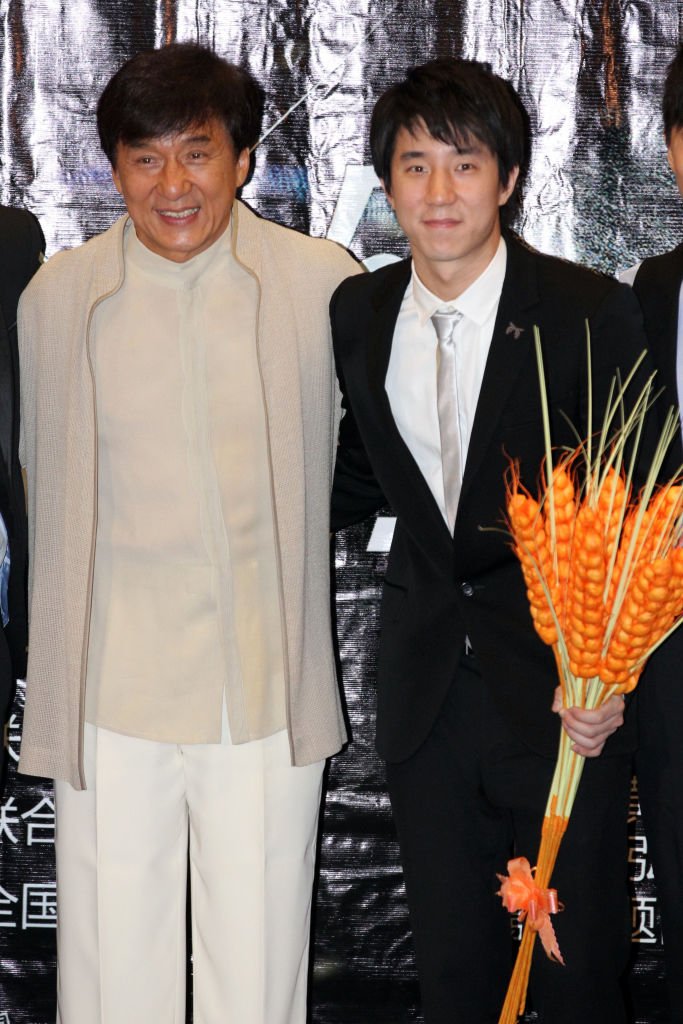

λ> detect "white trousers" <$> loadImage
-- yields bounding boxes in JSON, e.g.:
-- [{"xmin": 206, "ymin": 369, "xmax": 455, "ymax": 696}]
[{"xmin": 53, "ymin": 723, "xmax": 324, "ymax": 1024}]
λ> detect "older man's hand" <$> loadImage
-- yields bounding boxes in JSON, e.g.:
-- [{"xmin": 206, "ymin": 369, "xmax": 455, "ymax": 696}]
[{"xmin": 551, "ymin": 686, "xmax": 625, "ymax": 757}]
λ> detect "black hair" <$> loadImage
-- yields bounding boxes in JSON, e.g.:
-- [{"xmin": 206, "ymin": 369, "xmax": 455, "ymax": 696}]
[
  {"xmin": 370, "ymin": 58, "xmax": 529, "ymax": 216},
  {"xmin": 663, "ymin": 44, "xmax": 683, "ymax": 143},
  {"xmin": 97, "ymin": 42, "xmax": 264, "ymax": 165}
]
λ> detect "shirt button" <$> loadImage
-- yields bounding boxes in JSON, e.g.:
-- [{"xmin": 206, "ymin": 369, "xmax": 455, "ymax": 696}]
[{"xmin": 461, "ymin": 581, "xmax": 474, "ymax": 598}]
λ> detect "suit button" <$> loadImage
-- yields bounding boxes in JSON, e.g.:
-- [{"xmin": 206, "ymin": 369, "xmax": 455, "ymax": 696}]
[{"xmin": 461, "ymin": 581, "xmax": 474, "ymax": 598}]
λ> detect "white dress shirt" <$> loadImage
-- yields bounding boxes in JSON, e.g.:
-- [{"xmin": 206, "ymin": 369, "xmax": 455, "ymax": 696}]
[{"xmin": 385, "ymin": 237, "xmax": 507, "ymax": 526}]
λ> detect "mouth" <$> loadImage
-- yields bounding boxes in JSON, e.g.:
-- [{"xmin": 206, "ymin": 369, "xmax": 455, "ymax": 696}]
[
  {"xmin": 423, "ymin": 218, "xmax": 460, "ymax": 228},
  {"xmin": 157, "ymin": 207, "xmax": 201, "ymax": 222}
]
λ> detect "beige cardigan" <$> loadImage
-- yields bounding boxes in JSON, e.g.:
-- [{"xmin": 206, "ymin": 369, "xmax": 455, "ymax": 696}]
[{"xmin": 18, "ymin": 200, "xmax": 359, "ymax": 789}]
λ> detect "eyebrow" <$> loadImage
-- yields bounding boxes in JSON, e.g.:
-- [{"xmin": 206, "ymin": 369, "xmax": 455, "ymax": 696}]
[
  {"xmin": 396, "ymin": 144, "xmax": 483, "ymax": 161},
  {"xmin": 127, "ymin": 133, "xmax": 213, "ymax": 150}
]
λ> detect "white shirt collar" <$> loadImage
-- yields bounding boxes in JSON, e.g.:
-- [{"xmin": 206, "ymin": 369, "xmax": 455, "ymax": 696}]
[{"xmin": 411, "ymin": 236, "xmax": 507, "ymax": 328}]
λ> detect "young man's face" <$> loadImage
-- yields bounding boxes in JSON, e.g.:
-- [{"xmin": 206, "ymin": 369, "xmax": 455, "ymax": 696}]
[
  {"xmin": 112, "ymin": 119, "xmax": 250, "ymax": 263},
  {"xmin": 668, "ymin": 125, "xmax": 683, "ymax": 196},
  {"xmin": 383, "ymin": 121, "xmax": 518, "ymax": 298}
]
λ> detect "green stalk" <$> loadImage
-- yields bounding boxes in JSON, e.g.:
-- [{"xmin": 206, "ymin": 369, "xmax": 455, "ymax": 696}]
[{"xmin": 534, "ymin": 327, "xmax": 557, "ymax": 576}]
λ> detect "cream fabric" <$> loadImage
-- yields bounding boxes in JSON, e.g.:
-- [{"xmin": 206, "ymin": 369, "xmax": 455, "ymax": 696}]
[
  {"xmin": 54, "ymin": 722, "xmax": 324, "ymax": 1023},
  {"xmin": 86, "ymin": 223, "xmax": 285, "ymax": 744},
  {"xmin": 18, "ymin": 200, "xmax": 361, "ymax": 788}
]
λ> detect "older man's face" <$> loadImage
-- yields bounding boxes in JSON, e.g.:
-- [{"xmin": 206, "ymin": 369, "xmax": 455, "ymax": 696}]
[{"xmin": 112, "ymin": 119, "xmax": 250, "ymax": 263}]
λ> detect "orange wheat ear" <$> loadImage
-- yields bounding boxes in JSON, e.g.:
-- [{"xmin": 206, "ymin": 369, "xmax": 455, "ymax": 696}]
[
  {"xmin": 507, "ymin": 490, "xmax": 557, "ymax": 647},
  {"xmin": 542, "ymin": 457, "xmax": 576, "ymax": 629},
  {"xmin": 600, "ymin": 557, "xmax": 672, "ymax": 687},
  {"xmin": 563, "ymin": 504, "xmax": 606, "ymax": 678},
  {"xmin": 596, "ymin": 466, "xmax": 629, "ymax": 560}
]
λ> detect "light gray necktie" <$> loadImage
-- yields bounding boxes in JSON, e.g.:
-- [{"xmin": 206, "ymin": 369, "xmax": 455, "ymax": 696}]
[{"xmin": 431, "ymin": 309, "xmax": 464, "ymax": 533}]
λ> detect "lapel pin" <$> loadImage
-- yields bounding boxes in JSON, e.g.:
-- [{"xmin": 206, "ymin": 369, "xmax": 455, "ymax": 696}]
[{"xmin": 506, "ymin": 321, "xmax": 525, "ymax": 339}]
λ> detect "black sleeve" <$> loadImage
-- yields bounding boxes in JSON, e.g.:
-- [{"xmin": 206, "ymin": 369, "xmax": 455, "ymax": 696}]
[
  {"xmin": 587, "ymin": 280, "xmax": 666, "ymax": 491},
  {"xmin": 330, "ymin": 285, "xmax": 387, "ymax": 532},
  {"xmin": 0, "ymin": 207, "xmax": 44, "ymax": 331},
  {"xmin": 0, "ymin": 207, "xmax": 44, "ymax": 708}
]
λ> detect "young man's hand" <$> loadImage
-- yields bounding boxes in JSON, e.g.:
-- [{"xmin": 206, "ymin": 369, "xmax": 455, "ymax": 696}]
[{"xmin": 551, "ymin": 686, "xmax": 625, "ymax": 757}]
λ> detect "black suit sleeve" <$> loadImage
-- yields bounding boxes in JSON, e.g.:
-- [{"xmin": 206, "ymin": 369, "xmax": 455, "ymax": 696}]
[
  {"xmin": 330, "ymin": 284, "xmax": 387, "ymax": 532},
  {"xmin": 0, "ymin": 208, "xmax": 44, "ymax": 329},
  {"xmin": 590, "ymin": 281, "xmax": 665, "ymax": 491},
  {"xmin": 0, "ymin": 207, "xmax": 44, "ymax": 726},
  {"xmin": 629, "ymin": 251, "xmax": 683, "ymax": 480}
]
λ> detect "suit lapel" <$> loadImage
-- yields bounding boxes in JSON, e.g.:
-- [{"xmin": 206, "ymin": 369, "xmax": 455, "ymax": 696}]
[{"xmin": 459, "ymin": 235, "xmax": 538, "ymax": 507}]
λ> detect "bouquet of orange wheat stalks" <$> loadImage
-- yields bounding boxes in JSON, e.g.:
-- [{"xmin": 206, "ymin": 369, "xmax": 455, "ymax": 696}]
[{"xmin": 497, "ymin": 328, "xmax": 683, "ymax": 1024}]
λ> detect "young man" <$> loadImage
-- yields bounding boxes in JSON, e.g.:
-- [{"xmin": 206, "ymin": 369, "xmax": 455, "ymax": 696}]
[
  {"xmin": 18, "ymin": 43, "xmax": 358, "ymax": 1023},
  {"xmin": 331, "ymin": 59, "xmax": 651, "ymax": 1023},
  {"xmin": 621, "ymin": 43, "xmax": 683, "ymax": 1024}
]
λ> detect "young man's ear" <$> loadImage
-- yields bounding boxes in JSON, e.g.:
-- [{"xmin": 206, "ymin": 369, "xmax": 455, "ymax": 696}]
[
  {"xmin": 380, "ymin": 178, "xmax": 395, "ymax": 211},
  {"xmin": 499, "ymin": 165, "xmax": 520, "ymax": 207}
]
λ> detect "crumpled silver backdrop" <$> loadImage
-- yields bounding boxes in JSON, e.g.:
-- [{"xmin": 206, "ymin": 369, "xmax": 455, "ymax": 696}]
[{"xmin": 0, "ymin": 2, "xmax": 681, "ymax": 1022}]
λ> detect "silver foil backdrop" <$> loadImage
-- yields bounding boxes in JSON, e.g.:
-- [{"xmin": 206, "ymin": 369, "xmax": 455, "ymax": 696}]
[{"xmin": 1, "ymin": 1, "xmax": 683, "ymax": 1021}]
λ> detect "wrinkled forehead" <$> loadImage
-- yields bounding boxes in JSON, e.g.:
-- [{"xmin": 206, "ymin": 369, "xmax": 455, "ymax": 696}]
[{"xmin": 113, "ymin": 119, "xmax": 237, "ymax": 164}]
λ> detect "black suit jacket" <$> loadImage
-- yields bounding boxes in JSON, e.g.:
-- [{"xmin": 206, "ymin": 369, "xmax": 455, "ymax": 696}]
[
  {"xmin": 0, "ymin": 206, "xmax": 44, "ymax": 721},
  {"xmin": 331, "ymin": 233, "xmax": 655, "ymax": 763},
  {"xmin": 632, "ymin": 247, "xmax": 683, "ymax": 747},
  {"xmin": 632, "ymin": 246, "xmax": 683, "ymax": 474}
]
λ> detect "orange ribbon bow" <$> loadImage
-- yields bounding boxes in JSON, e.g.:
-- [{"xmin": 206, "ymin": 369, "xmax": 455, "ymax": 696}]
[{"xmin": 497, "ymin": 857, "xmax": 564, "ymax": 964}]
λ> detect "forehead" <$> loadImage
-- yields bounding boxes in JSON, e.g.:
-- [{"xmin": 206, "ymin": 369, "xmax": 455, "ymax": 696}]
[
  {"xmin": 392, "ymin": 120, "xmax": 491, "ymax": 158},
  {"xmin": 118, "ymin": 119, "xmax": 234, "ymax": 155}
]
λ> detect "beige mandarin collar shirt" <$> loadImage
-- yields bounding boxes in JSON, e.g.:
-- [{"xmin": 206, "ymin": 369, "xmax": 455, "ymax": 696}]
[{"xmin": 85, "ymin": 220, "xmax": 286, "ymax": 745}]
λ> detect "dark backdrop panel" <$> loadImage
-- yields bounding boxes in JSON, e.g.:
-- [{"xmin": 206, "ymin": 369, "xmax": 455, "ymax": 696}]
[{"xmin": 0, "ymin": 2, "xmax": 680, "ymax": 1021}]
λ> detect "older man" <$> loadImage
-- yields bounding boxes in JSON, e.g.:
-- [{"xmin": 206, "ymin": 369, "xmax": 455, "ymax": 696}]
[{"xmin": 18, "ymin": 43, "xmax": 358, "ymax": 1024}]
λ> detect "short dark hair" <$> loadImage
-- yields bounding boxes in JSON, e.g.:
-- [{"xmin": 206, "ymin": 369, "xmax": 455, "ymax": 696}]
[
  {"xmin": 97, "ymin": 43, "xmax": 264, "ymax": 165},
  {"xmin": 370, "ymin": 58, "xmax": 529, "ymax": 212},
  {"xmin": 663, "ymin": 44, "xmax": 683, "ymax": 143}
]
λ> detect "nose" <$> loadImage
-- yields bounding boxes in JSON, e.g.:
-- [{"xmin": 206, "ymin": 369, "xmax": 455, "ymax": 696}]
[
  {"xmin": 426, "ymin": 167, "xmax": 456, "ymax": 204},
  {"xmin": 157, "ymin": 159, "xmax": 190, "ymax": 198}
]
